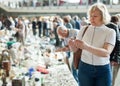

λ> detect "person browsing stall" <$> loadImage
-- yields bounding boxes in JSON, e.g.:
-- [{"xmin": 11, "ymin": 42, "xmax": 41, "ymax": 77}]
[
  {"xmin": 55, "ymin": 25, "xmax": 79, "ymax": 82},
  {"xmin": 69, "ymin": 3, "xmax": 116, "ymax": 86}
]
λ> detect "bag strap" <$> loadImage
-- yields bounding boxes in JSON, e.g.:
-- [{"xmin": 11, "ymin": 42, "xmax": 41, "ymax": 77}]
[{"xmin": 82, "ymin": 25, "xmax": 89, "ymax": 37}]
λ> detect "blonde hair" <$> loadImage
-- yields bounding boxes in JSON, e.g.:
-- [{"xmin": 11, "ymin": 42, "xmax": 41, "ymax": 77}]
[{"xmin": 87, "ymin": 3, "xmax": 111, "ymax": 24}]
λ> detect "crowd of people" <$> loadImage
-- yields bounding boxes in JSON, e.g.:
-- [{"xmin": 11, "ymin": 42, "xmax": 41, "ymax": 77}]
[
  {"xmin": 0, "ymin": 0, "xmax": 111, "ymax": 8},
  {"xmin": 1, "ymin": 0, "xmax": 118, "ymax": 9},
  {"xmin": 0, "ymin": 2, "xmax": 120, "ymax": 86}
]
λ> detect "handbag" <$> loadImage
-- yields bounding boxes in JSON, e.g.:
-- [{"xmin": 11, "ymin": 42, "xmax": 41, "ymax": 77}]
[{"xmin": 73, "ymin": 25, "xmax": 89, "ymax": 69}]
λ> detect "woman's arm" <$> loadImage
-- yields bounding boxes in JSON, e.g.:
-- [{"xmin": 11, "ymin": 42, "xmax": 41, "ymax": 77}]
[
  {"xmin": 85, "ymin": 42, "xmax": 114, "ymax": 57},
  {"xmin": 74, "ymin": 39, "xmax": 114, "ymax": 57}
]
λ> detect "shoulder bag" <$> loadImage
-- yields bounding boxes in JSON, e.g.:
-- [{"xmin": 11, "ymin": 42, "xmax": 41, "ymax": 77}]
[{"xmin": 73, "ymin": 25, "xmax": 89, "ymax": 69}]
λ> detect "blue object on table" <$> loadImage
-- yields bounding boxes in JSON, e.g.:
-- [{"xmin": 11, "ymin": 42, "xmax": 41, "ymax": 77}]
[{"xmin": 28, "ymin": 68, "xmax": 34, "ymax": 79}]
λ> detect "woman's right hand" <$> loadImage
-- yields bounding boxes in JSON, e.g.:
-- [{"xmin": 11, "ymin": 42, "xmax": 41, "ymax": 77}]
[{"xmin": 68, "ymin": 39, "xmax": 78, "ymax": 52}]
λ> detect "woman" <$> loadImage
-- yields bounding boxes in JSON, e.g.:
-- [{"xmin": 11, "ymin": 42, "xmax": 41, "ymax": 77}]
[{"xmin": 69, "ymin": 3, "xmax": 116, "ymax": 86}]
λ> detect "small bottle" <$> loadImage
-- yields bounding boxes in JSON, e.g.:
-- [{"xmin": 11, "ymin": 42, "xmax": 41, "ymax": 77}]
[
  {"xmin": 41, "ymin": 77, "xmax": 44, "ymax": 86},
  {"xmin": 2, "ymin": 71, "xmax": 7, "ymax": 86}
]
